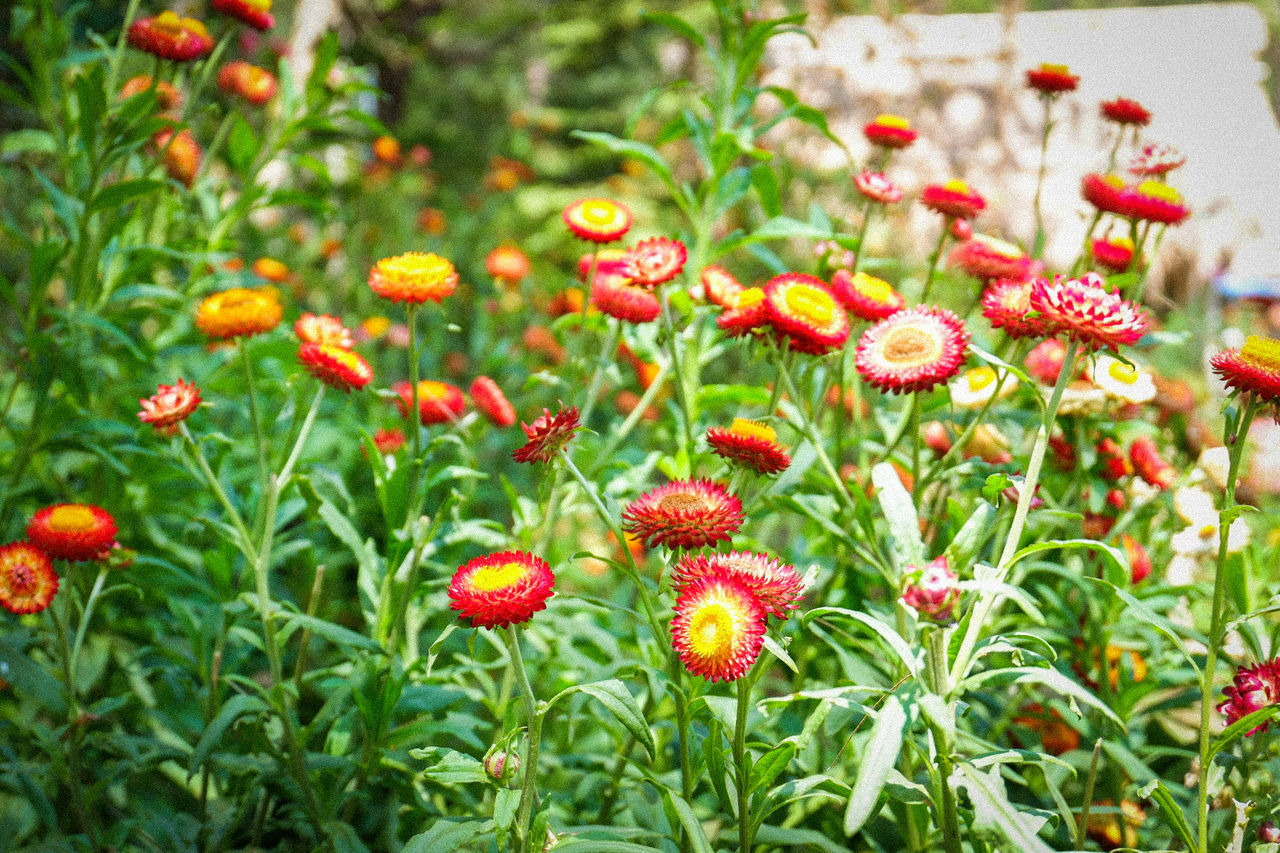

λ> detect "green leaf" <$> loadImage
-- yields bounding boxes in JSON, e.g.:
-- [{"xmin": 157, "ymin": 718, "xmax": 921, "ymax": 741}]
[
  {"xmin": 844, "ymin": 695, "xmax": 907, "ymax": 835},
  {"xmin": 226, "ymin": 113, "xmax": 258, "ymax": 174},
  {"xmin": 408, "ymin": 746, "xmax": 488, "ymax": 784},
  {"xmin": 403, "ymin": 819, "xmax": 495, "ymax": 853},
  {"xmin": 951, "ymin": 763, "xmax": 1054, "ymax": 853},
  {"xmin": 695, "ymin": 383, "xmax": 772, "ymax": 409},
  {"xmin": 755, "ymin": 824, "xmax": 850, "ymax": 853},
  {"xmin": 703, "ymin": 719, "xmax": 733, "ymax": 814},
  {"xmin": 1, "ymin": 128, "xmax": 56, "ymax": 156},
  {"xmin": 961, "ymin": 666, "xmax": 1122, "ymax": 727},
  {"xmin": 871, "ymin": 462, "xmax": 926, "ymax": 568},
  {"xmin": 751, "ymin": 162, "xmax": 782, "ymax": 217},
  {"xmin": 0, "ymin": 637, "xmax": 67, "ymax": 714},
  {"xmin": 570, "ymin": 130, "xmax": 674, "ymax": 190},
  {"xmin": 1208, "ymin": 704, "xmax": 1280, "ymax": 762},
  {"xmin": 278, "ymin": 611, "xmax": 383, "ymax": 654},
  {"xmin": 1137, "ymin": 779, "xmax": 1197, "ymax": 850},
  {"xmin": 88, "ymin": 178, "xmax": 165, "ymax": 213},
  {"xmin": 645, "ymin": 784, "xmax": 712, "ymax": 853},
  {"xmin": 945, "ymin": 502, "xmax": 995, "ymax": 569},
  {"xmin": 1008, "ymin": 539, "xmax": 1127, "ymax": 580},
  {"xmin": 190, "ymin": 694, "xmax": 268, "ymax": 775},
  {"xmin": 549, "ymin": 842, "xmax": 667, "ymax": 853},
  {"xmin": 643, "ymin": 11, "xmax": 706, "ymax": 47},
  {"xmin": 805, "ymin": 607, "xmax": 920, "ymax": 678},
  {"xmin": 1086, "ymin": 578, "xmax": 1203, "ymax": 675},
  {"xmin": 549, "ymin": 679, "xmax": 655, "ymax": 760},
  {"xmin": 751, "ymin": 742, "xmax": 795, "ymax": 797}
]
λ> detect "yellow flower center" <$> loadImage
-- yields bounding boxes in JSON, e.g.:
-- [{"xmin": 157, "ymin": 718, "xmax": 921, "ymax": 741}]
[
  {"xmin": 1241, "ymin": 335, "xmax": 1280, "ymax": 372},
  {"xmin": 48, "ymin": 506, "xmax": 98, "ymax": 534},
  {"xmin": 1040, "ymin": 63, "xmax": 1070, "ymax": 74},
  {"xmin": 783, "ymin": 284, "xmax": 835, "ymax": 325},
  {"xmin": 417, "ymin": 380, "xmax": 451, "ymax": 401},
  {"xmin": 1105, "ymin": 236, "xmax": 1135, "ymax": 251},
  {"xmin": 734, "ymin": 288, "xmax": 764, "ymax": 310},
  {"xmin": 1102, "ymin": 174, "xmax": 1126, "ymax": 189},
  {"xmin": 975, "ymin": 235, "xmax": 1023, "ymax": 259},
  {"xmin": 873, "ymin": 114, "xmax": 910, "ymax": 130},
  {"xmin": 689, "ymin": 603, "xmax": 733, "ymax": 657},
  {"xmin": 1137, "ymin": 181, "xmax": 1180, "ymax": 202},
  {"xmin": 965, "ymin": 366, "xmax": 997, "ymax": 392},
  {"xmin": 245, "ymin": 0, "xmax": 272, "ymax": 10},
  {"xmin": 1107, "ymin": 360, "xmax": 1139, "ymax": 385},
  {"xmin": 882, "ymin": 325, "xmax": 943, "ymax": 367},
  {"xmin": 152, "ymin": 11, "xmax": 210, "ymax": 38},
  {"xmin": 943, "ymin": 179, "xmax": 971, "ymax": 194},
  {"xmin": 728, "ymin": 418, "xmax": 777, "ymax": 443},
  {"xmin": 581, "ymin": 201, "xmax": 622, "ymax": 225},
  {"xmin": 472, "ymin": 562, "xmax": 526, "ymax": 592},
  {"xmin": 853, "ymin": 272, "xmax": 893, "ymax": 303}
]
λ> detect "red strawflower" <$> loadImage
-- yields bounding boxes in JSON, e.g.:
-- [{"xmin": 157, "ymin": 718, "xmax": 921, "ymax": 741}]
[
  {"xmin": 701, "ymin": 266, "xmax": 743, "ymax": 308},
  {"xmin": 921, "ymin": 180, "xmax": 986, "ymax": 220},
  {"xmin": 1025, "ymin": 339, "xmax": 1070, "ymax": 385},
  {"xmin": 486, "ymin": 246, "xmax": 531, "ymax": 284},
  {"xmin": 716, "ymin": 287, "xmax": 769, "ymax": 338},
  {"xmin": 562, "ymin": 198, "xmax": 632, "ymax": 243},
  {"xmin": 591, "ymin": 272, "xmax": 661, "ymax": 324},
  {"xmin": 372, "ymin": 427, "xmax": 405, "ymax": 455},
  {"xmin": 830, "ymin": 270, "xmax": 905, "ymax": 322},
  {"xmin": 949, "ymin": 234, "xmax": 1033, "ymax": 281},
  {"xmin": 138, "ymin": 378, "xmax": 201, "ymax": 435},
  {"xmin": 470, "ymin": 376, "xmax": 516, "ymax": 427},
  {"xmin": 853, "ymin": 171, "xmax": 904, "ymax": 204},
  {"xmin": 623, "ymin": 237, "xmax": 687, "ymax": 287},
  {"xmin": 295, "ymin": 313, "xmax": 354, "ymax": 348},
  {"xmin": 706, "ymin": 419, "xmax": 791, "ymax": 476},
  {"xmin": 27, "ymin": 504, "xmax": 117, "ymax": 562},
  {"xmin": 863, "ymin": 114, "xmax": 917, "ymax": 149},
  {"xmin": 393, "ymin": 380, "xmax": 466, "ymax": 425},
  {"xmin": 855, "ymin": 306, "xmax": 969, "ymax": 394},
  {"xmin": 127, "ymin": 12, "xmax": 214, "ymax": 62},
  {"xmin": 1117, "ymin": 181, "xmax": 1190, "ymax": 225},
  {"xmin": 513, "ymin": 404, "xmax": 580, "ymax": 463},
  {"xmin": 1211, "ymin": 336, "xmax": 1280, "ymax": 407},
  {"xmin": 1129, "ymin": 435, "xmax": 1175, "ymax": 489},
  {"xmin": 0, "ymin": 542, "xmax": 59, "ymax": 614},
  {"xmin": 1100, "ymin": 97, "xmax": 1152, "ymax": 126},
  {"xmin": 212, "ymin": 0, "xmax": 274, "ymax": 30},
  {"xmin": 1026, "ymin": 63, "xmax": 1079, "ymax": 94},
  {"xmin": 298, "ymin": 342, "xmax": 372, "ymax": 392},
  {"xmin": 622, "ymin": 479, "xmax": 743, "ymax": 550},
  {"xmin": 1097, "ymin": 437, "xmax": 1132, "ymax": 480},
  {"xmin": 1028, "ymin": 273, "xmax": 1148, "ymax": 352},
  {"xmin": 448, "ymin": 551, "xmax": 555, "ymax": 629},
  {"xmin": 1091, "ymin": 236, "xmax": 1135, "ymax": 273},
  {"xmin": 670, "ymin": 574, "xmax": 766, "ymax": 682},
  {"xmin": 1120, "ymin": 534, "xmax": 1151, "ymax": 584},
  {"xmin": 1081, "ymin": 173, "xmax": 1129, "ymax": 216},
  {"xmin": 1218, "ymin": 658, "xmax": 1280, "ymax": 735},
  {"xmin": 1129, "ymin": 143, "xmax": 1186, "ymax": 177},
  {"xmin": 763, "ymin": 273, "xmax": 850, "ymax": 355},
  {"xmin": 981, "ymin": 278, "xmax": 1044, "ymax": 340},
  {"xmin": 901, "ymin": 556, "xmax": 960, "ymax": 622},
  {"xmin": 672, "ymin": 550, "xmax": 803, "ymax": 620}
]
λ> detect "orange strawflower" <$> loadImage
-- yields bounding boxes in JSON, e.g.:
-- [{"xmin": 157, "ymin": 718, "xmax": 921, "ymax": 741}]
[
  {"xmin": 120, "ymin": 75, "xmax": 183, "ymax": 110},
  {"xmin": 212, "ymin": 0, "xmax": 274, "ymax": 30},
  {"xmin": 252, "ymin": 257, "xmax": 289, "ymax": 283},
  {"xmin": 154, "ymin": 129, "xmax": 201, "ymax": 188},
  {"xmin": 0, "ymin": 542, "xmax": 59, "ymax": 614},
  {"xmin": 372, "ymin": 135, "xmax": 401, "ymax": 165},
  {"xmin": 470, "ymin": 376, "xmax": 517, "ymax": 428},
  {"xmin": 298, "ymin": 343, "xmax": 372, "ymax": 392},
  {"xmin": 295, "ymin": 313, "xmax": 354, "ymax": 348},
  {"xmin": 195, "ymin": 287, "xmax": 283, "ymax": 339},
  {"xmin": 368, "ymin": 253, "xmax": 458, "ymax": 304},
  {"xmin": 218, "ymin": 61, "xmax": 277, "ymax": 105},
  {"xmin": 138, "ymin": 378, "xmax": 201, "ymax": 435},
  {"xmin": 485, "ymin": 246, "xmax": 531, "ymax": 285}
]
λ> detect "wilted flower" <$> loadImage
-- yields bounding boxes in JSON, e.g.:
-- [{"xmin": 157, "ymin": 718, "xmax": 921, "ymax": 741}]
[
  {"xmin": 448, "ymin": 551, "xmax": 555, "ymax": 629},
  {"xmin": 27, "ymin": 505, "xmax": 117, "ymax": 562},
  {"xmin": 671, "ymin": 574, "xmax": 766, "ymax": 682},
  {"xmin": 901, "ymin": 556, "xmax": 960, "ymax": 622},
  {"xmin": 512, "ymin": 405, "xmax": 580, "ymax": 463},
  {"xmin": 138, "ymin": 378, "xmax": 202, "ymax": 435},
  {"xmin": 855, "ymin": 306, "xmax": 969, "ymax": 394}
]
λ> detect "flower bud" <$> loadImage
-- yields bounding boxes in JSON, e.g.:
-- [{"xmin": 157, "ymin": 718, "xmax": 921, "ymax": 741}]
[
  {"xmin": 485, "ymin": 750, "xmax": 520, "ymax": 785},
  {"xmin": 901, "ymin": 556, "xmax": 959, "ymax": 622},
  {"xmin": 1259, "ymin": 821, "xmax": 1280, "ymax": 843}
]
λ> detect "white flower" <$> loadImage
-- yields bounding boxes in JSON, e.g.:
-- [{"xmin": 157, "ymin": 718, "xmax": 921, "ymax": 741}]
[
  {"xmin": 1090, "ymin": 353, "xmax": 1157, "ymax": 404},
  {"xmin": 1166, "ymin": 555, "xmax": 1199, "ymax": 586},
  {"xmin": 1197, "ymin": 447, "xmax": 1231, "ymax": 490},
  {"xmin": 949, "ymin": 365, "xmax": 1015, "ymax": 409},
  {"xmin": 1173, "ymin": 485, "xmax": 1217, "ymax": 526}
]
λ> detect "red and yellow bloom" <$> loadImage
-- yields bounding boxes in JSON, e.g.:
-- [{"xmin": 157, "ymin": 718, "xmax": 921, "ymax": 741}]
[
  {"xmin": 763, "ymin": 273, "xmax": 850, "ymax": 355},
  {"xmin": 138, "ymin": 378, "xmax": 202, "ymax": 435},
  {"xmin": 448, "ymin": 551, "xmax": 555, "ymax": 629},
  {"xmin": 622, "ymin": 479, "xmax": 743, "ymax": 550},
  {"xmin": 212, "ymin": 0, "xmax": 275, "ymax": 30},
  {"xmin": 672, "ymin": 551, "xmax": 803, "ymax": 620},
  {"xmin": 1025, "ymin": 63, "xmax": 1079, "ymax": 94},
  {"xmin": 671, "ymin": 574, "xmax": 766, "ymax": 682},
  {"xmin": 562, "ymin": 198, "xmax": 633, "ymax": 243},
  {"xmin": 195, "ymin": 287, "xmax": 283, "ymax": 340},
  {"xmin": 27, "ymin": 504, "xmax": 117, "ymax": 562},
  {"xmin": 298, "ymin": 343, "xmax": 372, "ymax": 392},
  {"xmin": 1100, "ymin": 97, "xmax": 1151, "ymax": 126},
  {"xmin": 830, "ymin": 270, "xmax": 905, "ymax": 322},
  {"xmin": 369, "ymin": 252, "xmax": 458, "ymax": 304},
  {"xmin": 394, "ymin": 380, "xmax": 466, "ymax": 424},
  {"xmin": 706, "ymin": 419, "xmax": 791, "ymax": 476},
  {"xmin": 855, "ymin": 306, "xmax": 969, "ymax": 394},
  {"xmin": 921, "ymin": 179, "xmax": 986, "ymax": 220},
  {"xmin": 863, "ymin": 114, "xmax": 917, "ymax": 149},
  {"xmin": 127, "ymin": 12, "xmax": 214, "ymax": 61},
  {"xmin": 1211, "ymin": 335, "xmax": 1280, "ymax": 406},
  {"xmin": 0, "ymin": 542, "xmax": 59, "ymax": 614}
]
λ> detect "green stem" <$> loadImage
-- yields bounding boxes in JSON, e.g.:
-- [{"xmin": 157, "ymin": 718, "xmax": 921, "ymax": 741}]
[
  {"xmin": 237, "ymin": 337, "xmax": 270, "ymax": 502},
  {"xmin": 851, "ymin": 201, "xmax": 876, "ymax": 273},
  {"xmin": 180, "ymin": 423, "xmax": 256, "ymax": 560},
  {"xmin": 1077, "ymin": 738, "xmax": 1104, "ymax": 848},
  {"xmin": 924, "ymin": 629, "xmax": 962, "ymax": 853},
  {"xmin": 920, "ymin": 222, "xmax": 951, "ymax": 305},
  {"xmin": 1196, "ymin": 397, "xmax": 1258, "ymax": 853},
  {"xmin": 1031, "ymin": 97, "xmax": 1053, "ymax": 259},
  {"xmin": 68, "ymin": 565, "xmax": 109, "ymax": 687},
  {"xmin": 1071, "ymin": 210, "xmax": 1104, "ymax": 277},
  {"xmin": 660, "ymin": 286, "xmax": 698, "ymax": 464},
  {"xmin": 578, "ymin": 320, "xmax": 621, "ymax": 432},
  {"xmin": 506, "ymin": 626, "xmax": 543, "ymax": 853},
  {"xmin": 49, "ymin": 598, "xmax": 99, "ymax": 849},
  {"xmin": 775, "ymin": 356, "xmax": 860, "ymax": 517},
  {"xmin": 734, "ymin": 676, "xmax": 754, "ymax": 853}
]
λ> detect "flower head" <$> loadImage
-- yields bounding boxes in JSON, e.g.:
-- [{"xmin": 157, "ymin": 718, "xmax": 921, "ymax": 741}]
[
  {"xmin": 1025, "ymin": 63, "xmax": 1079, "ymax": 94},
  {"xmin": 981, "ymin": 278, "xmax": 1043, "ymax": 339},
  {"xmin": 1090, "ymin": 353, "xmax": 1156, "ymax": 404},
  {"xmin": 27, "ymin": 504, "xmax": 117, "ymax": 562},
  {"xmin": 863, "ymin": 114, "xmax": 917, "ymax": 149},
  {"xmin": 701, "ymin": 266, "xmax": 743, "ymax": 308},
  {"xmin": 127, "ymin": 12, "xmax": 214, "ymax": 61},
  {"xmin": 369, "ymin": 252, "xmax": 458, "ymax": 304},
  {"xmin": 1100, "ymin": 97, "xmax": 1152, "ymax": 126},
  {"xmin": 672, "ymin": 550, "xmax": 803, "ymax": 620},
  {"xmin": 393, "ymin": 380, "xmax": 466, "ymax": 424},
  {"xmin": 671, "ymin": 574, "xmax": 766, "ymax": 682},
  {"xmin": 949, "ymin": 365, "xmax": 1014, "ymax": 408},
  {"xmin": 623, "ymin": 237, "xmax": 687, "ymax": 287},
  {"xmin": 120, "ymin": 75, "xmax": 183, "ymax": 109},
  {"xmin": 448, "ymin": 551, "xmax": 555, "ymax": 629},
  {"xmin": 195, "ymin": 287, "xmax": 282, "ymax": 340},
  {"xmin": 1118, "ymin": 181, "xmax": 1190, "ymax": 225},
  {"xmin": 949, "ymin": 234, "xmax": 1033, "ymax": 281},
  {"xmin": 138, "ymin": 378, "xmax": 201, "ymax": 435},
  {"xmin": 0, "ymin": 542, "xmax": 59, "ymax": 614},
  {"xmin": 591, "ymin": 272, "xmax": 661, "ymax": 324},
  {"xmin": 372, "ymin": 427, "xmax": 405, "ymax": 455},
  {"xmin": 706, "ymin": 419, "xmax": 791, "ymax": 476},
  {"xmin": 1129, "ymin": 142, "xmax": 1186, "ymax": 177},
  {"xmin": 154, "ymin": 129, "xmax": 201, "ymax": 188},
  {"xmin": 1026, "ymin": 338, "xmax": 1069, "ymax": 385},
  {"xmin": 1091, "ymin": 235, "xmax": 1134, "ymax": 273},
  {"xmin": 1129, "ymin": 435, "xmax": 1175, "ymax": 489},
  {"xmin": 854, "ymin": 171, "xmax": 904, "ymax": 204},
  {"xmin": 298, "ymin": 343, "xmax": 372, "ymax": 392},
  {"xmin": 830, "ymin": 270, "xmax": 905, "ymax": 322},
  {"xmin": 295, "ymin": 313, "xmax": 354, "ymax": 348},
  {"xmin": 763, "ymin": 273, "xmax": 850, "ymax": 355},
  {"xmin": 855, "ymin": 306, "xmax": 969, "ymax": 394},
  {"xmin": 512, "ymin": 404, "xmax": 580, "ymax": 463},
  {"xmin": 1029, "ymin": 273, "xmax": 1148, "ymax": 351},
  {"xmin": 622, "ymin": 479, "xmax": 743, "ymax": 550},
  {"xmin": 486, "ymin": 246, "xmax": 530, "ymax": 284},
  {"xmin": 1211, "ymin": 335, "xmax": 1280, "ymax": 406},
  {"xmin": 218, "ymin": 61, "xmax": 277, "ymax": 105},
  {"xmin": 921, "ymin": 180, "xmax": 985, "ymax": 220},
  {"xmin": 716, "ymin": 287, "xmax": 769, "ymax": 338},
  {"xmin": 1218, "ymin": 658, "xmax": 1280, "ymax": 734},
  {"xmin": 901, "ymin": 556, "xmax": 960, "ymax": 621},
  {"xmin": 1081, "ymin": 173, "xmax": 1129, "ymax": 216},
  {"xmin": 562, "ymin": 198, "xmax": 632, "ymax": 243},
  {"xmin": 470, "ymin": 376, "xmax": 516, "ymax": 427},
  {"xmin": 212, "ymin": 0, "xmax": 274, "ymax": 30}
]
